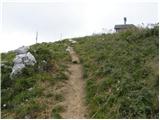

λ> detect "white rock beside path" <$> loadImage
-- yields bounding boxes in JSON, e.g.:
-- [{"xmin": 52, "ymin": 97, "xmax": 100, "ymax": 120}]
[
  {"xmin": 10, "ymin": 46, "xmax": 36, "ymax": 78},
  {"xmin": 24, "ymin": 52, "xmax": 36, "ymax": 66},
  {"xmin": 11, "ymin": 63, "xmax": 25, "ymax": 76},
  {"xmin": 69, "ymin": 39, "xmax": 77, "ymax": 44},
  {"xmin": 66, "ymin": 46, "xmax": 79, "ymax": 64},
  {"xmin": 14, "ymin": 46, "xmax": 29, "ymax": 55}
]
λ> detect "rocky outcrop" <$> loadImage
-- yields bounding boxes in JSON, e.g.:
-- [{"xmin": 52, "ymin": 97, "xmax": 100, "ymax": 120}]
[
  {"xmin": 69, "ymin": 39, "xmax": 77, "ymax": 44},
  {"xmin": 66, "ymin": 46, "xmax": 79, "ymax": 64},
  {"xmin": 14, "ymin": 46, "xmax": 29, "ymax": 54},
  {"xmin": 10, "ymin": 46, "xmax": 36, "ymax": 78}
]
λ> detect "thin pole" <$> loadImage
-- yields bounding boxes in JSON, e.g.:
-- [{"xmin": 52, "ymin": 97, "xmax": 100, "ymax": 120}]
[
  {"xmin": 124, "ymin": 17, "xmax": 127, "ymax": 25},
  {"xmin": 36, "ymin": 31, "xmax": 38, "ymax": 43}
]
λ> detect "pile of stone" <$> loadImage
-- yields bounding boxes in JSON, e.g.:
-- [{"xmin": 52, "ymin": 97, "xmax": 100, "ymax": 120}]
[
  {"xmin": 69, "ymin": 39, "xmax": 77, "ymax": 44},
  {"xmin": 66, "ymin": 46, "xmax": 72, "ymax": 52},
  {"xmin": 10, "ymin": 46, "xmax": 37, "ymax": 78},
  {"xmin": 66, "ymin": 46, "xmax": 79, "ymax": 64}
]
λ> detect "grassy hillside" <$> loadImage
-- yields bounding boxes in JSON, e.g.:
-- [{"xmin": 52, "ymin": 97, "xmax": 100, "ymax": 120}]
[
  {"xmin": 1, "ymin": 26, "xmax": 159, "ymax": 119},
  {"xmin": 74, "ymin": 26, "xmax": 159, "ymax": 118},
  {"xmin": 1, "ymin": 41, "xmax": 70, "ymax": 118}
]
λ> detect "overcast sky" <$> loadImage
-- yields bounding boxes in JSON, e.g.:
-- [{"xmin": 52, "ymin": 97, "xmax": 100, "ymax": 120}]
[{"xmin": 0, "ymin": 0, "xmax": 158, "ymax": 52}]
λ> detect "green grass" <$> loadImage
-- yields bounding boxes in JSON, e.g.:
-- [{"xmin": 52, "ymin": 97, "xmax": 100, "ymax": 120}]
[
  {"xmin": 14, "ymin": 99, "xmax": 47, "ymax": 119},
  {"xmin": 44, "ymin": 92, "xmax": 64, "ymax": 101},
  {"xmin": 1, "ymin": 51, "xmax": 16, "ymax": 64},
  {"xmin": 1, "ymin": 26, "xmax": 159, "ymax": 119},
  {"xmin": 74, "ymin": 26, "xmax": 159, "ymax": 119},
  {"xmin": 51, "ymin": 105, "xmax": 65, "ymax": 119},
  {"xmin": 1, "ymin": 40, "xmax": 70, "ymax": 118}
]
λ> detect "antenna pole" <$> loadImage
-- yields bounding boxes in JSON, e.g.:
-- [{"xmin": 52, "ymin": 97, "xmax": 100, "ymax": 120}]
[
  {"xmin": 36, "ymin": 31, "xmax": 38, "ymax": 43},
  {"xmin": 124, "ymin": 17, "xmax": 127, "ymax": 25}
]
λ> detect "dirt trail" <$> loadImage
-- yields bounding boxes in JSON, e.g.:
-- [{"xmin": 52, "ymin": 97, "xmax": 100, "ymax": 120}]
[{"xmin": 61, "ymin": 46, "xmax": 87, "ymax": 119}]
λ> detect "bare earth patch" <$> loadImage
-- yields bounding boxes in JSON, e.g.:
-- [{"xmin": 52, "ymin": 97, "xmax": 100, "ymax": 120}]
[{"xmin": 61, "ymin": 47, "xmax": 87, "ymax": 118}]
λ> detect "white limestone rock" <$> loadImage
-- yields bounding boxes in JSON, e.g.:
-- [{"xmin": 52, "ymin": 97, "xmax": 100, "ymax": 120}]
[
  {"xmin": 14, "ymin": 46, "xmax": 29, "ymax": 55},
  {"xmin": 13, "ymin": 55, "xmax": 23, "ymax": 64},
  {"xmin": 69, "ymin": 39, "xmax": 77, "ymax": 44},
  {"xmin": 11, "ymin": 63, "xmax": 25, "ymax": 76},
  {"xmin": 10, "ymin": 46, "xmax": 37, "ymax": 78},
  {"xmin": 24, "ymin": 52, "xmax": 36, "ymax": 65},
  {"xmin": 66, "ymin": 46, "xmax": 72, "ymax": 52}
]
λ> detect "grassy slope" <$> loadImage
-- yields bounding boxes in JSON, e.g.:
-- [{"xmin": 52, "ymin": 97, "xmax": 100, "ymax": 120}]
[
  {"xmin": 74, "ymin": 27, "xmax": 159, "ymax": 118},
  {"xmin": 1, "ymin": 40, "xmax": 70, "ymax": 118},
  {"xmin": 1, "ymin": 26, "xmax": 159, "ymax": 119}
]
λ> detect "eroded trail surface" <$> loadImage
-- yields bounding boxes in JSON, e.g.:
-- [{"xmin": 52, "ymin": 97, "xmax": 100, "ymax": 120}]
[{"xmin": 61, "ymin": 47, "xmax": 87, "ymax": 118}]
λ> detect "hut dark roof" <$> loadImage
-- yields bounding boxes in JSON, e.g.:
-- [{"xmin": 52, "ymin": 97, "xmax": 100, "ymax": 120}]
[{"xmin": 114, "ymin": 24, "xmax": 135, "ymax": 29}]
